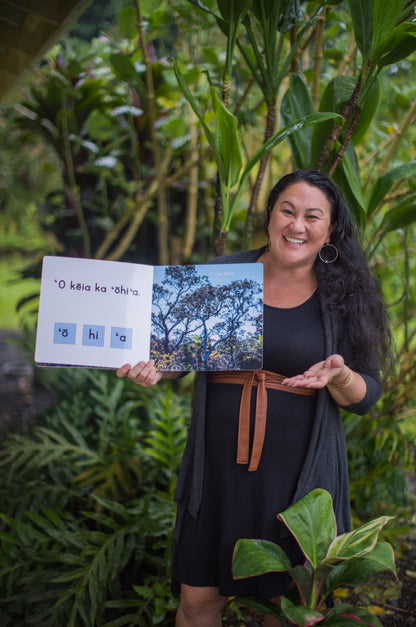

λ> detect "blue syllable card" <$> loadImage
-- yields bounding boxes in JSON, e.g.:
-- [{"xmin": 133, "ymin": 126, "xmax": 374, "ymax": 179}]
[{"xmin": 35, "ymin": 256, "xmax": 263, "ymax": 371}]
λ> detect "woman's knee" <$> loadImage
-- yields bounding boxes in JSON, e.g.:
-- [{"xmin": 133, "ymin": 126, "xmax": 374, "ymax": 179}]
[{"xmin": 179, "ymin": 584, "xmax": 226, "ymax": 616}]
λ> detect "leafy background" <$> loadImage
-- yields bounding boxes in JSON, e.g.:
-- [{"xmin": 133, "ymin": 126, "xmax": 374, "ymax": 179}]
[{"xmin": 0, "ymin": 0, "xmax": 416, "ymax": 624}]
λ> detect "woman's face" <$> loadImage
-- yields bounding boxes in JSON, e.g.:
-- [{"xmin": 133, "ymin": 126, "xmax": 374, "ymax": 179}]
[{"xmin": 267, "ymin": 182, "xmax": 334, "ymax": 271}]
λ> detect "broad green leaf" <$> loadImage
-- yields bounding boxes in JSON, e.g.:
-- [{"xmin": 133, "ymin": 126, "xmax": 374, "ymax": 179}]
[
  {"xmin": 366, "ymin": 161, "xmax": 416, "ymax": 217},
  {"xmin": 280, "ymin": 74, "xmax": 315, "ymax": 168},
  {"xmin": 86, "ymin": 111, "xmax": 115, "ymax": 142},
  {"xmin": 333, "ymin": 144, "xmax": 366, "ymax": 227},
  {"xmin": 242, "ymin": 113, "xmax": 342, "ymax": 179},
  {"xmin": 217, "ymin": 0, "xmax": 252, "ymax": 22},
  {"xmin": 280, "ymin": 597, "xmax": 324, "ymax": 626},
  {"xmin": 224, "ymin": 112, "xmax": 342, "ymax": 230},
  {"xmin": 374, "ymin": 23, "xmax": 416, "ymax": 68},
  {"xmin": 211, "ymin": 87, "xmax": 243, "ymax": 188},
  {"xmin": 110, "ymin": 52, "xmax": 137, "ymax": 82},
  {"xmin": 173, "ymin": 61, "xmax": 220, "ymax": 171},
  {"xmin": 289, "ymin": 563, "xmax": 311, "ymax": 591},
  {"xmin": 277, "ymin": 489, "xmax": 336, "ymax": 568},
  {"xmin": 231, "ymin": 595, "xmax": 286, "ymax": 620},
  {"xmin": 353, "ymin": 78, "xmax": 379, "ymax": 142},
  {"xmin": 325, "ymin": 515, "xmax": 393, "ymax": 562},
  {"xmin": 140, "ymin": 0, "xmax": 164, "ymax": 18},
  {"xmin": 372, "ymin": 0, "xmax": 411, "ymax": 57},
  {"xmin": 322, "ymin": 541, "xmax": 396, "ymax": 595},
  {"xmin": 117, "ymin": 7, "xmax": 138, "ymax": 39},
  {"xmin": 324, "ymin": 603, "xmax": 384, "ymax": 626},
  {"xmin": 378, "ymin": 192, "xmax": 416, "ymax": 234},
  {"xmin": 232, "ymin": 538, "xmax": 292, "ymax": 579},
  {"xmin": 312, "ymin": 75, "xmax": 357, "ymax": 166},
  {"xmin": 347, "ymin": 0, "xmax": 373, "ymax": 63}
]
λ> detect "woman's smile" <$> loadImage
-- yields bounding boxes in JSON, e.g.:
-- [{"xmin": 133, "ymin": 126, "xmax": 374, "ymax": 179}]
[{"xmin": 267, "ymin": 182, "xmax": 334, "ymax": 270}]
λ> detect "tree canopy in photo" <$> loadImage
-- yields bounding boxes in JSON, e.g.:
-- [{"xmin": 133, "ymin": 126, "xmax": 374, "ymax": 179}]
[{"xmin": 150, "ymin": 265, "xmax": 263, "ymax": 370}]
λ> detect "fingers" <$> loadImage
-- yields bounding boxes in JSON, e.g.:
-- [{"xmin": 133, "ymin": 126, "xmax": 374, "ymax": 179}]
[
  {"xmin": 282, "ymin": 355, "xmax": 346, "ymax": 389},
  {"xmin": 116, "ymin": 363, "xmax": 131, "ymax": 378},
  {"xmin": 116, "ymin": 360, "xmax": 162, "ymax": 387}
]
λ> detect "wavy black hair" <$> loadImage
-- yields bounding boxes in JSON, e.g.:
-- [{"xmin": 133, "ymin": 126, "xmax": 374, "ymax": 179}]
[{"xmin": 265, "ymin": 169, "xmax": 393, "ymax": 376}]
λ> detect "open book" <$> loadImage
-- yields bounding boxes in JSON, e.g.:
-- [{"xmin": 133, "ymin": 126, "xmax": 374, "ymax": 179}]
[{"xmin": 34, "ymin": 256, "xmax": 263, "ymax": 370}]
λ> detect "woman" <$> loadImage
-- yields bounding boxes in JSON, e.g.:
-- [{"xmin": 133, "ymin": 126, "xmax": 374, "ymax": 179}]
[{"xmin": 117, "ymin": 170, "xmax": 392, "ymax": 626}]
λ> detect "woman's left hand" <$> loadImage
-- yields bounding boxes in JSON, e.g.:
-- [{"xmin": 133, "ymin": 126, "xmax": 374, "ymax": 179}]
[{"xmin": 282, "ymin": 354, "xmax": 346, "ymax": 389}]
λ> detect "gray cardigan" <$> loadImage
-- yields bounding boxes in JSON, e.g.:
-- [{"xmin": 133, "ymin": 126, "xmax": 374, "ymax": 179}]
[{"xmin": 173, "ymin": 248, "xmax": 383, "ymax": 535}]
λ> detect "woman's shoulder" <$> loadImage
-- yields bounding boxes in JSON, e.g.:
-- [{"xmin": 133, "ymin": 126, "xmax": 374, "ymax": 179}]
[{"xmin": 206, "ymin": 247, "xmax": 265, "ymax": 265}]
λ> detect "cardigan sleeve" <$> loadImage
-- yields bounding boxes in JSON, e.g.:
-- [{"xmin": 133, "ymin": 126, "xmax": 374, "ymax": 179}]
[{"xmin": 339, "ymin": 370, "xmax": 383, "ymax": 415}]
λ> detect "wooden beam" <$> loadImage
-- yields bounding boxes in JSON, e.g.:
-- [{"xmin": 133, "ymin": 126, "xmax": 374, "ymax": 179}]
[
  {"xmin": 0, "ymin": 20, "xmax": 54, "ymax": 57},
  {"xmin": 4, "ymin": 0, "xmax": 90, "ymax": 26},
  {"xmin": 0, "ymin": 50, "xmax": 30, "ymax": 77},
  {"xmin": 8, "ymin": 0, "xmax": 59, "ymax": 24},
  {"xmin": 0, "ymin": 0, "xmax": 94, "ymax": 102}
]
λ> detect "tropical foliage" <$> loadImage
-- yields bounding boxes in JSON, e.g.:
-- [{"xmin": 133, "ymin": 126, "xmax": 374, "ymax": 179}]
[
  {"xmin": 232, "ymin": 489, "xmax": 396, "ymax": 626},
  {"xmin": 0, "ymin": 0, "xmax": 416, "ymax": 623}
]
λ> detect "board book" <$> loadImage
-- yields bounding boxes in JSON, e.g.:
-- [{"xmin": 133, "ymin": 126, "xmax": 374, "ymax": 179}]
[{"xmin": 34, "ymin": 256, "xmax": 263, "ymax": 371}]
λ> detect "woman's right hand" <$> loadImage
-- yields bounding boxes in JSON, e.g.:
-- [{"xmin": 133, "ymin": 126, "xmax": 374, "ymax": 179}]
[{"xmin": 116, "ymin": 360, "xmax": 163, "ymax": 387}]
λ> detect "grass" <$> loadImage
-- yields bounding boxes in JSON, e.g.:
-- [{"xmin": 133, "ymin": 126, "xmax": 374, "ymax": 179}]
[{"xmin": 0, "ymin": 255, "xmax": 40, "ymax": 329}]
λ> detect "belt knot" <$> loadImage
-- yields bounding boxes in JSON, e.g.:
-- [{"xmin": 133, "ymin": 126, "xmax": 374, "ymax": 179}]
[{"xmin": 207, "ymin": 369, "xmax": 316, "ymax": 471}]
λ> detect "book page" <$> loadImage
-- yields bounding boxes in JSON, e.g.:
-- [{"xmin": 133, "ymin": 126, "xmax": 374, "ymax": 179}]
[
  {"xmin": 34, "ymin": 256, "xmax": 154, "ymax": 369},
  {"xmin": 150, "ymin": 263, "xmax": 263, "ymax": 371}
]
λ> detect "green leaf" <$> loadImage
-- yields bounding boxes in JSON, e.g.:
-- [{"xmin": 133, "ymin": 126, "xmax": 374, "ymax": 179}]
[
  {"xmin": 366, "ymin": 161, "xmax": 416, "ymax": 217},
  {"xmin": 374, "ymin": 22, "xmax": 416, "ymax": 68},
  {"xmin": 217, "ymin": 0, "xmax": 252, "ymax": 23},
  {"xmin": 372, "ymin": 0, "xmax": 412, "ymax": 57},
  {"xmin": 173, "ymin": 60, "xmax": 217, "ymax": 160},
  {"xmin": 280, "ymin": 74, "xmax": 315, "ymax": 168},
  {"xmin": 110, "ymin": 52, "xmax": 137, "ymax": 83},
  {"xmin": 353, "ymin": 78, "xmax": 380, "ymax": 142},
  {"xmin": 334, "ymin": 143, "xmax": 366, "ymax": 227},
  {"xmin": 243, "ymin": 113, "xmax": 342, "ymax": 180},
  {"xmin": 324, "ymin": 603, "xmax": 384, "ymax": 626},
  {"xmin": 378, "ymin": 192, "xmax": 416, "ymax": 234},
  {"xmin": 117, "ymin": 7, "xmax": 138, "ymax": 39},
  {"xmin": 311, "ymin": 75, "xmax": 356, "ymax": 166},
  {"xmin": 211, "ymin": 87, "xmax": 243, "ymax": 189},
  {"xmin": 280, "ymin": 597, "xmax": 324, "ymax": 626},
  {"xmin": 325, "ymin": 515, "xmax": 393, "ymax": 562},
  {"xmin": 323, "ymin": 541, "xmax": 396, "ymax": 595},
  {"xmin": 348, "ymin": 0, "xmax": 373, "ymax": 63},
  {"xmin": 224, "ymin": 112, "xmax": 342, "ymax": 231},
  {"xmin": 232, "ymin": 538, "xmax": 292, "ymax": 579},
  {"xmin": 277, "ymin": 489, "xmax": 336, "ymax": 568}
]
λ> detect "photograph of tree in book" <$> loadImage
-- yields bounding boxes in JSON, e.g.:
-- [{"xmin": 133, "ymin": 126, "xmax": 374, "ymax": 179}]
[{"xmin": 150, "ymin": 264, "xmax": 263, "ymax": 371}]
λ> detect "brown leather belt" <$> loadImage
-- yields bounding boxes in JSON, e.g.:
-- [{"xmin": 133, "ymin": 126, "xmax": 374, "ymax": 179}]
[{"xmin": 207, "ymin": 369, "xmax": 317, "ymax": 472}]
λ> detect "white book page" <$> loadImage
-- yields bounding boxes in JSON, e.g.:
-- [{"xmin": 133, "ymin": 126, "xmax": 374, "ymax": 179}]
[{"xmin": 34, "ymin": 256, "xmax": 154, "ymax": 369}]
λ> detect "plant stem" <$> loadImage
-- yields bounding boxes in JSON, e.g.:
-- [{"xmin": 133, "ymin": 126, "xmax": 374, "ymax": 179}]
[
  {"xmin": 135, "ymin": 0, "xmax": 169, "ymax": 264},
  {"xmin": 61, "ymin": 89, "xmax": 91, "ymax": 258}
]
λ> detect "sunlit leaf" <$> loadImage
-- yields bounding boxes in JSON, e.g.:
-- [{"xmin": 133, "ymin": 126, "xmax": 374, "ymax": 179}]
[
  {"xmin": 232, "ymin": 538, "xmax": 292, "ymax": 579},
  {"xmin": 326, "ymin": 516, "xmax": 394, "ymax": 562},
  {"xmin": 277, "ymin": 489, "xmax": 336, "ymax": 568}
]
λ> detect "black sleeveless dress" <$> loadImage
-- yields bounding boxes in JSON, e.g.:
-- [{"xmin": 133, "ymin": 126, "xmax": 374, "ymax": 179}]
[{"xmin": 174, "ymin": 291, "xmax": 325, "ymax": 599}]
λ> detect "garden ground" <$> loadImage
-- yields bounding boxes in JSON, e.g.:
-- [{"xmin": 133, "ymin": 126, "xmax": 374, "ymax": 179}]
[{"xmin": 1, "ymin": 331, "xmax": 416, "ymax": 626}]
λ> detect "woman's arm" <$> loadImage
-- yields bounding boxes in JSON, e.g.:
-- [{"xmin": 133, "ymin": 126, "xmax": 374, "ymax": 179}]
[{"xmin": 282, "ymin": 353, "xmax": 367, "ymax": 406}]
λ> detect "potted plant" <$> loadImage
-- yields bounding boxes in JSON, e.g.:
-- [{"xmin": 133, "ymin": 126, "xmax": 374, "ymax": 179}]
[{"xmin": 232, "ymin": 488, "xmax": 396, "ymax": 626}]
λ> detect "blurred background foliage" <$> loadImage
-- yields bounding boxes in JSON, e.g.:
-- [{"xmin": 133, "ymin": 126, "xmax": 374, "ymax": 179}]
[{"xmin": 0, "ymin": 0, "xmax": 415, "ymax": 624}]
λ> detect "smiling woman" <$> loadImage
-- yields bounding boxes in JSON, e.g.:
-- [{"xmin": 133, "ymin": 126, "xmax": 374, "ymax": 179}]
[
  {"xmin": 260, "ymin": 181, "xmax": 334, "ymax": 308},
  {"xmin": 117, "ymin": 169, "xmax": 394, "ymax": 627}
]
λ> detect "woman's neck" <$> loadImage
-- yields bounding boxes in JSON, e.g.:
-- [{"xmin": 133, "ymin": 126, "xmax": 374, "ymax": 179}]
[{"xmin": 259, "ymin": 250, "xmax": 317, "ymax": 308}]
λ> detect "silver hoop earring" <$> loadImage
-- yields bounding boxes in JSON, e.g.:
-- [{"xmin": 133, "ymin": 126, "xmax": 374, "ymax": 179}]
[{"xmin": 318, "ymin": 243, "xmax": 338, "ymax": 264}]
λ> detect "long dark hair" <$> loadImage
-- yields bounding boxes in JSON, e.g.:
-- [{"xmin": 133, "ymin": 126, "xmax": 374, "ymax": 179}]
[{"xmin": 266, "ymin": 169, "xmax": 393, "ymax": 376}]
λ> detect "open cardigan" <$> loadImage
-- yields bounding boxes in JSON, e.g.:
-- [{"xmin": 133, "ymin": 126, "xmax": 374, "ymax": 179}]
[{"xmin": 173, "ymin": 248, "xmax": 383, "ymax": 538}]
